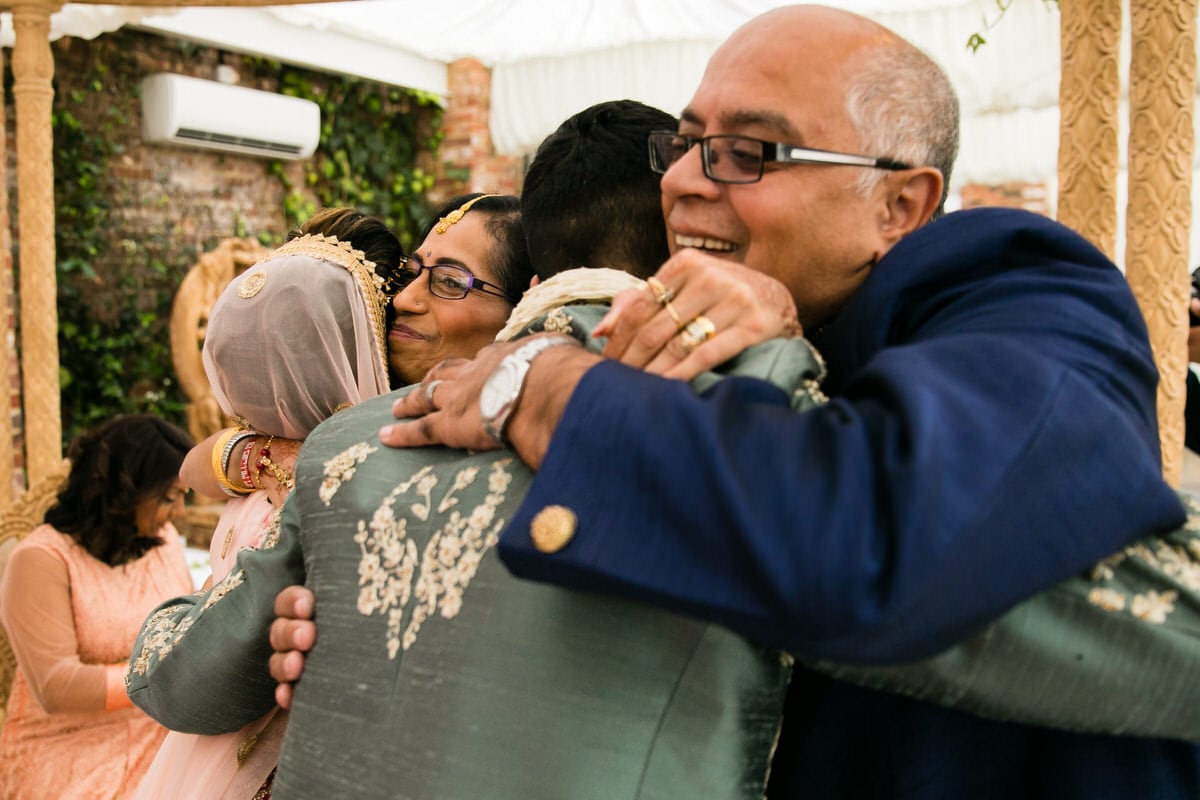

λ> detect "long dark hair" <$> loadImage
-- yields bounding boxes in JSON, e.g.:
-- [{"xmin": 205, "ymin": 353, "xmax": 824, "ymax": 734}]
[{"xmin": 43, "ymin": 414, "xmax": 194, "ymax": 566}]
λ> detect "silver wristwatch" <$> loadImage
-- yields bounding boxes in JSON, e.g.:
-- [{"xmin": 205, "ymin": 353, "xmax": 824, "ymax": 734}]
[{"xmin": 480, "ymin": 335, "xmax": 576, "ymax": 445}]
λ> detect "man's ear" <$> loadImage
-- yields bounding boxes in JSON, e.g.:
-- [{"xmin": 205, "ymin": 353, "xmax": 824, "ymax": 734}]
[{"xmin": 881, "ymin": 166, "xmax": 943, "ymax": 241}]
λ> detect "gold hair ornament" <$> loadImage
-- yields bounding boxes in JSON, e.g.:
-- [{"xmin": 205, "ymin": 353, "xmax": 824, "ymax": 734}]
[{"xmin": 434, "ymin": 194, "xmax": 499, "ymax": 235}]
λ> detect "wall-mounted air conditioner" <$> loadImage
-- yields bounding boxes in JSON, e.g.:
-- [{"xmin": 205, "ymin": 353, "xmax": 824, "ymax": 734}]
[{"xmin": 141, "ymin": 73, "xmax": 320, "ymax": 160}]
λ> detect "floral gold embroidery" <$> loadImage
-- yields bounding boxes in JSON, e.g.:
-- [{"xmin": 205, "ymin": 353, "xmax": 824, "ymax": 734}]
[
  {"xmin": 320, "ymin": 441, "xmax": 378, "ymax": 506},
  {"xmin": 1130, "ymin": 590, "xmax": 1177, "ymax": 624},
  {"xmin": 128, "ymin": 599, "xmax": 202, "ymax": 677},
  {"xmin": 795, "ymin": 378, "xmax": 828, "ymax": 408},
  {"xmin": 540, "ymin": 307, "xmax": 574, "ymax": 334},
  {"xmin": 1087, "ymin": 588, "xmax": 1125, "ymax": 612},
  {"xmin": 1084, "ymin": 494, "xmax": 1200, "ymax": 624},
  {"xmin": 127, "ymin": 511, "xmax": 279, "ymax": 681},
  {"xmin": 202, "ymin": 569, "xmax": 246, "ymax": 612},
  {"xmin": 410, "ymin": 467, "xmax": 436, "ymax": 522},
  {"xmin": 355, "ymin": 459, "xmax": 514, "ymax": 658},
  {"xmin": 260, "ymin": 510, "xmax": 284, "ymax": 550}
]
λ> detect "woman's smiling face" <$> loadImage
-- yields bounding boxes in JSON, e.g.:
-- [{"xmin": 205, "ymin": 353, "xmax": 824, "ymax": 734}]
[{"xmin": 387, "ymin": 212, "xmax": 515, "ymax": 386}]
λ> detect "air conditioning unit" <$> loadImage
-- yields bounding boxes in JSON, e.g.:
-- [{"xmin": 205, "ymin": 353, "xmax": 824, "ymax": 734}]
[{"xmin": 141, "ymin": 73, "xmax": 320, "ymax": 160}]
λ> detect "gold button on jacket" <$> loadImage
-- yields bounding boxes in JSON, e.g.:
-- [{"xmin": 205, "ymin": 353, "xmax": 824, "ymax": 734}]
[{"xmin": 530, "ymin": 505, "xmax": 577, "ymax": 553}]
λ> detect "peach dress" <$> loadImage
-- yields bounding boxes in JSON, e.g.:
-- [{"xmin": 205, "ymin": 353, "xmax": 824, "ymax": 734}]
[
  {"xmin": 0, "ymin": 522, "xmax": 193, "ymax": 800},
  {"xmin": 132, "ymin": 492, "xmax": 284, "ymax": 800}
]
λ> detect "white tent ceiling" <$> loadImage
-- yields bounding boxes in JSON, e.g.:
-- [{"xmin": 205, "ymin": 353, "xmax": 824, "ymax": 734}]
[
  {"xmin": 3, "ymin": 0, "xmax": 1066, "ymax": 188},
  {"xmin": 3, "ymin": 0, "xmax": 1198, "ymax": 239}
]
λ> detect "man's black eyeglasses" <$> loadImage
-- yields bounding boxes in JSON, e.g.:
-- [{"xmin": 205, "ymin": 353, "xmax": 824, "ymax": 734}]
[
  {"xmin": 647, "ymin": 131, "xmax": 911, "ymax": 185},
  {"xmin": 384, "ymin": 255, "xmax": 513, "ymax": 303}
]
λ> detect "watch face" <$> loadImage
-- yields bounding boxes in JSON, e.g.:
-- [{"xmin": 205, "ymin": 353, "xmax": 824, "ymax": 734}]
[{"xmin": 480, "ymin": 359, "xmax": 522, "ymax": 420}]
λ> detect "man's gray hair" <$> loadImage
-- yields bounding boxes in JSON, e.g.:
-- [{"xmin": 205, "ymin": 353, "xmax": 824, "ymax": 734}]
[{"xmin": 844, "ymin": 38, "xmax": 960, "ymax": 217}]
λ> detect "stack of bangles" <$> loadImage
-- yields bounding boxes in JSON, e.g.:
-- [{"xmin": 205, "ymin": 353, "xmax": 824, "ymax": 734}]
[{"xmin": 210, "ymin": 429, "xmax": 296, "ymax": 498}]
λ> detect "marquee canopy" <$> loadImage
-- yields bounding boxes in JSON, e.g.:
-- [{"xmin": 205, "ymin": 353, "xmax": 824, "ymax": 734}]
[
  {"xmin": 4, "ymin": 0, "xmax": 1068, "ymax": 187},
  {"xmin": 0, "ymin": 0, "xmax": 1196, "ymax": 490}
]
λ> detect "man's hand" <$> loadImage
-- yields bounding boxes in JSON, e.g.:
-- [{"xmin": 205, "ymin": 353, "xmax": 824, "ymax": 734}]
[
  {"xmin": 269, "ymin": 585, "xmax": 316, "ymax": 710},
  {"xmin": 594, "ymin": 248, "xmax": 801, "ymax": 381},
  {"xmin": 381, "ymin": 338, "xmax": 601, "ymax": 471},
  {"xmin": 383, "ymin": 343, "xmax": 520, "ymax": 452}
]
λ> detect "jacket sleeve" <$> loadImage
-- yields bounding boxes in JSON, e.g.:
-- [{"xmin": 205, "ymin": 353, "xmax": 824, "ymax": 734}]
[
  {"xmin": 805, "ymin": 488, "xmax": 1200, "ymax": 741},
  {"xmin": 498, "ymin": 215, "xmax": 1186, "ymax": 664},
  {"xmin": 126, "ymin": 499, "xmax": 303, "ymax": 734}
]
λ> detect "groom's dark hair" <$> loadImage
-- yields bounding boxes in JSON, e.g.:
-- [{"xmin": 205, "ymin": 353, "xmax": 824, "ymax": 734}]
[{"xmin": 522, "ymin": 99, "xmax": 676, "ymax": 281}]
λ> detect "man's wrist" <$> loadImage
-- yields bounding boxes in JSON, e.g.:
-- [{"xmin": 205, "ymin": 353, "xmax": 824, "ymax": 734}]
[
  {"xmin": 480, "ymin": 335, "xmax": 579, "ymax": 446},
  {"xmin": 504, "ymin": 345, "xmax": 602, "ymax": 470}
]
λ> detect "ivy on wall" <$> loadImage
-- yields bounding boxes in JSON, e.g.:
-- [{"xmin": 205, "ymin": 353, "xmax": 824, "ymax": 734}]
[
  {"xmin": 51, "ymin": 64, "xmax": 186, "ymax": 443},
  {"xmin": 269, "ymin": 65, "xmax": 443, "ymax": 249},
  {"xmin": 42, "ymin": 38, "xmax": 441, "ymax": 447}
]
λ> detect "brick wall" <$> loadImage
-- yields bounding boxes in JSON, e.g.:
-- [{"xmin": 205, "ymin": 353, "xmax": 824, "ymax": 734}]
[
  {"xmin": 432, "ymin": 58, "xmax": 524, "ymax": 204},
  {"xmin": 4, "ymin": 28, "xmax": 433, "ymax": 489},
  {"xmin": 959, "ymin": 180, "xmax": 1053, "ymax": 216}
]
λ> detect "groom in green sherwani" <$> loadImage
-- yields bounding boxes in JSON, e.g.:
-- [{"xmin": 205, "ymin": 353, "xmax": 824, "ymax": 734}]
[{"xmin": 128, "ymin": 100, "xmax": 817, "ymax": 799}]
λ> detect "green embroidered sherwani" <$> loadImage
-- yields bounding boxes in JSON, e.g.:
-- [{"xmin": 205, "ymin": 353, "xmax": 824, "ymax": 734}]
[
  {"xmin": 128, "ymin": 304, "xmax": 825, "ymax": 799},
  {"xmin": 128, "ymin": 298, "xmax": 1200, "ymax": 800}
]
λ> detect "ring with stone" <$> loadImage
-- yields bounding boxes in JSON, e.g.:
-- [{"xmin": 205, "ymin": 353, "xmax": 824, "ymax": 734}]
[
  {"xmin": 684, "ymin": 315, "xmax": 716, "ymax": 342},
  {"xmin": 645, "ymin": 276, "xmax": 675, "ymax": 306},
  {"xmin": 678, "ymin": 315, "xmax": 717, "ymax": 353}
]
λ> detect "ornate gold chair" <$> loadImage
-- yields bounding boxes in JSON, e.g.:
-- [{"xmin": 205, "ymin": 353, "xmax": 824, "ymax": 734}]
[
  {"xmin": 169, "ymin": 237, "xmax": 270, "ymax": 548},
  {"xmin": 0, "ymin": 459, "xmax": 70, "ymax": 724}
]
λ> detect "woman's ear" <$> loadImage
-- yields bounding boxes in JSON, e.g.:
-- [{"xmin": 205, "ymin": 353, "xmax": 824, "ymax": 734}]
[
  {"xmin": 881, "ymin": 167, "xmax": 944, "ymax": 241},
  {"xmin": 529, "ymin": 275, "xmax": 541, "ymax": 289}
]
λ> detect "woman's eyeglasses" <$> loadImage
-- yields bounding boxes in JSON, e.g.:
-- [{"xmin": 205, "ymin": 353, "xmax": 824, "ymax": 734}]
[{"xmin": 384, "ymin": 256, "xmax": 512, "ymax": 303}]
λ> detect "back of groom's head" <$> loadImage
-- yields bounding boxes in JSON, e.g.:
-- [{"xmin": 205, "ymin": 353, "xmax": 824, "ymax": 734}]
[{"xmin": 522, "ymin": 99, "xmax": 677, "ymax": 281}]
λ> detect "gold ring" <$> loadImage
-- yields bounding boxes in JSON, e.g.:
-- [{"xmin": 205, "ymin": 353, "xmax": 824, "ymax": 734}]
[
  {"xmin": 645, "ymin": 276, "xmax": 676, "ymax": 306},
  {"xmin": 677, "ymin": 328, "xmax": 702, "ymax": 354},
  {"xmin": 662, "ymin": 300, "xmax": 683, "ymax": 329},
  {"xmin": 684, "ymin": 315, "xmax": 716, "ymax": 342},
  {"xmin": 678, "ymin": 315, "xmax": 717, "ymax": 354}
]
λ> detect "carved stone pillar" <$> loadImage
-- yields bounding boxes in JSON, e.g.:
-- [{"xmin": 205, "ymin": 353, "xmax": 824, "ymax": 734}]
[
  {"xmin": 1056, "ymin": 0, "xmax": 1121, "ymax": 257},
  {"xmin": 1125, "ymin": 0, "xmax": 1197, "ymax": 486},
  {"xmin": 11, "ymin": 1, "xmax": 62, "ymax": 485},
  {"xmin": 0, "ymin": 43, "xmax": 11, "ymax": 501}
]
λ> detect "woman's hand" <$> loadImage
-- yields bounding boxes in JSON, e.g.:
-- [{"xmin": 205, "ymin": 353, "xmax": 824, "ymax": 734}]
[
  {"xmin": 180, "ymin": 430, "xmax": 229, "ymax": 501},
  {"xmin": 245, "ymin": 436, "xmax": 301, "ymax": 507},
  {"xmin": 594, "ymin": 248, "xmax": 802, "ymax": 381},
  {"xmin": 180, "ymin": 429, "xmax": 301, "ymax": 505}
]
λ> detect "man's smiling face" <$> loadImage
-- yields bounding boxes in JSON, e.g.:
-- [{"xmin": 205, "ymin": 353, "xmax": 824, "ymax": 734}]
[{"xmin": 659, "ymin": 7, "xmax": 903, "ymax": 330}]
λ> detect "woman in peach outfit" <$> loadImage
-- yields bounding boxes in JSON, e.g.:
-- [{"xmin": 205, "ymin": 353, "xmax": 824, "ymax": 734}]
[{"xmin": 0, "ymin": 414, "xmax": 195, "ymax": 799}]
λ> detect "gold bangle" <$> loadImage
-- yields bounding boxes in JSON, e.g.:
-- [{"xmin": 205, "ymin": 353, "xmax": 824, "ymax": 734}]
[{"xmin": 212, "ymin": 429, "xmax": 253, "ymax": 498}]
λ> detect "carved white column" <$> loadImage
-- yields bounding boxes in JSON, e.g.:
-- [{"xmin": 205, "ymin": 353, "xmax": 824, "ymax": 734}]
[
  {"xmin": 0, "ymin": 43, "xmax": 11, "ymax": 501},
  {"xmin": 1125, "ymin": 0, "xmax": 1197, "ymax": 486},
  {"xmin": 1056, "ymin": 0, "xmax": 1121, "ymax": 258},
  {"xmin": 11, "ymin": 1, "xmax": 62, "ymax": 486}
]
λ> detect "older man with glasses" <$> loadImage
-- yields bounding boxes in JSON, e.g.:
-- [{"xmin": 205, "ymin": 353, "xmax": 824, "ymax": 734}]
[{"xmin": 275, "ymin": 5, "xmax": 1197, "ymax": 799}]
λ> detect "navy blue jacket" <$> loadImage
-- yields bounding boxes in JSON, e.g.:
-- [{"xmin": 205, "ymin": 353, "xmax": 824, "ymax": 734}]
[{"xmin": 500, "ymin": 208, "xmax": 1199, "ymax": 798}]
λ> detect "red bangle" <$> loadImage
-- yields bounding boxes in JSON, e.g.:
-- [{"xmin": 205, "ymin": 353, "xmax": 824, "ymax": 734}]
[{"xmin": 238, "ymin": 434, "xmax": 258, "ymax": 490}]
